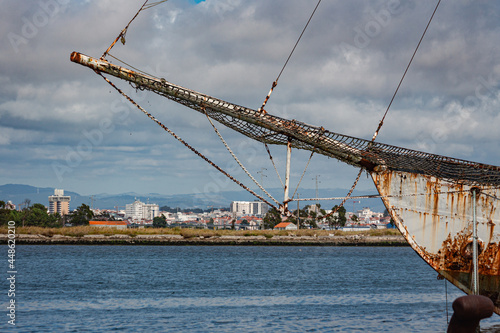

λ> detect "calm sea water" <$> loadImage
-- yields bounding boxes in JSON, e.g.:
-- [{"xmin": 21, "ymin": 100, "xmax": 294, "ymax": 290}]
[{"xmin": 2, "ymin": 245, "xmax": 500, "ymax": 332}]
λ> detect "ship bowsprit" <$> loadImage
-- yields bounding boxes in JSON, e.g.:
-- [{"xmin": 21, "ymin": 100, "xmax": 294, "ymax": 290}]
[{"xmin": 70, "ymin": 51, "xmax": 500, "ymax": 314}]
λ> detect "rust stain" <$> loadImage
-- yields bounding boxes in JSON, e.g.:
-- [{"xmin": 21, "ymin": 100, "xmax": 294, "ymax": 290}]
[
  {"xmin": 426, "ymin": 228, "xmax": 499, "ymax": 281},
  {"xmin": 432, "ymin": 183, "xmax": 439, "ymax": 247},
  {"xmin": 70, "ymin": 51, "xmax": 81, "ymax": 63},
  {"xmin": 373, "ymin": 170, "xmax": 500, "ymax": 313},
  {"xmin": 422, "ymin": 212, "xmax": 427, "ymax": 241},
  {"xmin": 450, "ymin": 191, "xmax": 455, "ymax": 217},
  {"xmin": 489, "ymin": 221, "xmax": 496, "ymax": 245}
]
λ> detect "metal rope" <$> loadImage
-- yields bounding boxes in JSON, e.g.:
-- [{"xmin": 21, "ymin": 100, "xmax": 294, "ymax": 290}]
[
  {"xmin": 291, "ymin": 150, "xmax": 315, "ymax": 200},
  {"xmin": 264, "ymin": 143, "xmax": 285, "ymax": 189},
  {"xmin": 326, "ymin": 0, "xmax": 443, "ymax": 217},
  {"xmin": 92, "ymin": 0, "xmax": 444, "ymax": 219},
  {"xmin": 203, "ymin": 110, "xmax": 281, "ymax": 206},
  {"xmin": 480, "ymin": 192, "xmax": 500, "ymax": 201},
  {"xmin": 290, "ymin": 127, "xmax": 325, "ymax": 200},
  {"xmin": 258, "ymin": 0, "xmax": 322, "ymax": 112},
  {"xmin": 290, "ymin": 190, "xmax": 467, "ymax": 202},
  {"xmin": 445, "ymin": 280, "xmax": 449, "ymax": 324},
  {"xmin": 322, "ymin": 169, "xmax": 363, "ymax": 220},
  {"xmin": 72, "ymin": 52, "xmax": 500, "ymax": 188},
  {"xmin": 372, "ymin": 0, "xmax": 442, "ymax": 141},
  {"xmin": 96, "ymin": 71, "xmax": 280, "ymax": 212},
  {"xmin": 101, "ymin": 0, "xmax": 169, "ymax": 59},
  {"xmin": 143, "ymin": 0, "xmax": 169, "ymax": 10},
  {"xmin": 107, "ymin": 53, "xmax": 158, "ymax": 79}
]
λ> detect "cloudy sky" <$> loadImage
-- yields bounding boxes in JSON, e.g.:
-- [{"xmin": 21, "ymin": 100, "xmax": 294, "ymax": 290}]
[{"xmin": 1, "ymin": 0, "xmax": 500, "ymax": 200}]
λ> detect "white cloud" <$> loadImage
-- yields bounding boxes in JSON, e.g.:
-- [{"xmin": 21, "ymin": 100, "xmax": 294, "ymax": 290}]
[{"xmin": 0, "ymin": 0, "xmax": 499, "ymax": 197}]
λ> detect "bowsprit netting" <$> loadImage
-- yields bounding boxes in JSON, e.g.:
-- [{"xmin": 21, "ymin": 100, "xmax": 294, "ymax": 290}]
[{"xmin": 70, "ymin": 52, "xmax": 500, "ymax": 188}]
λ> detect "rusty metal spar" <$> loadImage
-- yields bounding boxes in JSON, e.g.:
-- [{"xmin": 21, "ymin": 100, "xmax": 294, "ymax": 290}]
[
  {"xmin": 69, "ymin": 52, "xmax": 370, "ymax": 170},
  {"xmin": 71, "ymin": 51, "xmax": 500, "ymax": 314},
  {"xmin": 69, "ymin": 52, "xmax": 500, "ymax": 186}
]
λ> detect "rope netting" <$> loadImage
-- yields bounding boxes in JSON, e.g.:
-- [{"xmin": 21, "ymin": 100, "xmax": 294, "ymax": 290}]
[
  {"xmin": 72, "ymin": 0, "xmax": 500, "ymax": 225},
  {"xmin": 138, "ymin": 72, "xmax": 500, "ymax": 187},
  {"xmin": 73, "ymin": 53, "xmax": 500, "ymax": 189}
]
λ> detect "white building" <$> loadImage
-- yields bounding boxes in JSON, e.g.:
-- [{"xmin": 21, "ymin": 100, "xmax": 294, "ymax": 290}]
[
  {"xmin": 230, "ymin": 201, "xmax": 269, "ymax": 216},
  {"xmin": 48, "ymin": 189, "xmax": 71, "ymax": 215},
  {"xmin": 342, "ymin": 225, "xmax": 372, "ymax": 232},
  {"xmin": 356, "ymin": 207, "xmax": 384, "ymax": 222},
  {"xmin": 125, "ymin": 199, "xmax": 159, "ymax": 221},
  {"xmin": 307, "ymin": 204, "xmax": 321, "ymax": 214},
  {"xmin": 175, "ymin": 212, "xmax": 199, "ymax": 222}
]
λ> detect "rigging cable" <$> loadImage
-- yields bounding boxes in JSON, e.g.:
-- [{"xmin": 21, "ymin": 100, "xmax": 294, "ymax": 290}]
[
  {"xmin": 258, "ymin": 0, "xmax": 322, "ymax": 112},
  {"xmin": 371, "ymin": 0, "xmax": 442, "ymax": 142},
  {"xmin": 259, "ymin": 0, "xmax": 324, "ymax": 203},
  {"xmin": 106, "ymin": 53, "xmax": 158, "ymax": 78},
  {"xmin": 97, "ymin": 0, "xmax": 308, "ymax": 216},
  {"xmin": 143, "ymin": 0, "xmax": 169, "ymax": 10},
  {"xmin": 480, "ymin": 191, "xmax": 500, "ymax": 201},
  {"xmin": 264, "ymin": 143, "xmax": 285, "ymax": 189},
  {"xmin": 323, "ymin": 0, "xmax": 442, "ymax": 219},
  {"xmin": 437, "ymin": 274, "xmax": 450, "ymax": 324},
  {"xmin": 96, "ymin": 71, "xmax": 281, "ymax": 212},
  {"xmin": 288, "ymin": 189, "xmax": 467, "ymax": 202},
  {"xmin": 101, "ymin": 0, "xmax": 169, "ymax": 59},
  {"xmin": 291, "ymin": 128, "xmax": 325, "ymax": 200},
  {"xmin": 258, "ymin": 0, "xmax": 324, "ymax": 212},
  {"xmin": 321, "ymin": 170, "xmax": 363, "ymax": 220},
  {"xmin": 203, "ymin": 110, "xmax": 281, "ymax": 207},
  {"xmin": 291, "ymin": 150, "xmax": 315, "ymax": 200},
  {"xmin": 445, "ymin": 279, "xmax": 449, "ymax": 324}
]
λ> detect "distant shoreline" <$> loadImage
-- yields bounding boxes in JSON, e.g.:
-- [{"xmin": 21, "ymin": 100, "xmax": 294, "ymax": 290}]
[{"xmin": 1, "ymin": 233, "xmax": 407, "ymax": 246}]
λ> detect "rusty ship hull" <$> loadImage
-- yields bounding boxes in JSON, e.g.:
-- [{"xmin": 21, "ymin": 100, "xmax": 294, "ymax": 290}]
[
  {"xmin": 372, "ymin": 170, "xmax": 500, "ymax": 313},
  {"xmin": 71, "ymin": 51, "xmax": 500, "ymax": 314}
]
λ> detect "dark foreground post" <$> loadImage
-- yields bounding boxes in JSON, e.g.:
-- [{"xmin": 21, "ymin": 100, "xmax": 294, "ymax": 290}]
[{"xmin": 447, "ymin": 295, "xmax": 494, "ymax": 333}]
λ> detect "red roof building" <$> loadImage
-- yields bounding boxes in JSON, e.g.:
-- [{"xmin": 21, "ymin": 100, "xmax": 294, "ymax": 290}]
[{"xmin": 274, "ymin": 222, "xmax": 298, "ymax": 230}]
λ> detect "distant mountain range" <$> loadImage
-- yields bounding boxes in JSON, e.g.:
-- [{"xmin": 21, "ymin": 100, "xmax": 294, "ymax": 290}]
[{"xmin": 0, "ymin": 184, "xmax": 386, "ymax": 213}]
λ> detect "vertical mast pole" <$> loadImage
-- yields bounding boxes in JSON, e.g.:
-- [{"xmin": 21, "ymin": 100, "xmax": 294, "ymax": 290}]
[
  {"xmin": 297, "ymin": 193, "xmax": 300, "ymax": 230},
  {"xmin": 283, "ymin": 139, "xmax": 292, "ymax": 215},
  {"xmin": 472, "ymin": 188, "xmax": 479, "ymax": 295}
]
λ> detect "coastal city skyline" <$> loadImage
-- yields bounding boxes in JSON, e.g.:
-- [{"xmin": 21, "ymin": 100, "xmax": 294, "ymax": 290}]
[
  {"xmin": 2, "ymin": 185, "xmax": 391, "ymax": 231},
  {"xmin": 0, "ymin": 183, "xmax": 386, "ymax": 213},
  {"xmin": 2, "ymin": 1, "xmax": 500, "ymax": 198}
]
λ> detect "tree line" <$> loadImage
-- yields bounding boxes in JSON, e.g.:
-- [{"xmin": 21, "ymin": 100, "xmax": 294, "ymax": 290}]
[
  {"xmin": 263, "ymin": 204, "xmax": 349, "ymax": 229},
  {"xmin": 0, "ymin": 200, "xmax": 96, "ymax": 227}
]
